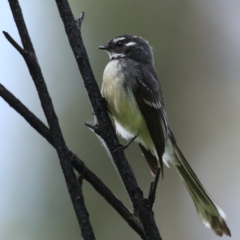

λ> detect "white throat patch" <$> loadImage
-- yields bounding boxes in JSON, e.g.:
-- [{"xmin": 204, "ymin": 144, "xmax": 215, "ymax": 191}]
[{"xmin": 107, "ymin": 51, "xmax": 125, "ymax": 60}]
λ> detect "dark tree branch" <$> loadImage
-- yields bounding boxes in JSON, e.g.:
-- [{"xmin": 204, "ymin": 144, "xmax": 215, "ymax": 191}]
[
  {"xmin": 8, "ymin": 1, "xmax": 34, "ymax": 52},
  {"xmin": 6, "ymin": 1, "xmax": 95, "ymax": 239},
  {"xmin": 76, "ymin": 175, "xmax": 93, "ymax": 239},
  {"xmin": 73, "ymin": 157, "xmax": 145, "ymax": 240},
  {"xmin": 0, "ymin": 84, "xmax": 51, "ymax": 143},
  {"xmin": 55, "ymin": 1, "xmax": 162, "ymax": 239},
  {"xmin": 2, "ymin": 31, "xmax": 26, "ymax": 56},
  {"xmin": 148, "ymin": 168, "xmax": 160, "ymax": 210},
  {"xmin": 0, "ymin": 83, "xmax": 145, "ymax": 239},
  {"xmin": 2, "ymin": 0, "xmax": 162, "ymax": 239}
]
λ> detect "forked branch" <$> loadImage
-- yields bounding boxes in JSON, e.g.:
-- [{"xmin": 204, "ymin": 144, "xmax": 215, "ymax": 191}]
[{"xmin": 1, "ymin": 0, "xmax": 162, "ymax": 239}]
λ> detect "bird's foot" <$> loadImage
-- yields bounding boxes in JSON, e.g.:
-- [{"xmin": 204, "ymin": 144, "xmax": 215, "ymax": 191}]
[{"xmin": 114, "ymin": 134, "xmax": 138, "ymax": 153}]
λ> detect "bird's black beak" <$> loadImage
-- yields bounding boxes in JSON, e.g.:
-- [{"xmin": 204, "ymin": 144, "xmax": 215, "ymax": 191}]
[{"xmin": 98, "ymin": 45, "xmax": 109, "ymax": 50}]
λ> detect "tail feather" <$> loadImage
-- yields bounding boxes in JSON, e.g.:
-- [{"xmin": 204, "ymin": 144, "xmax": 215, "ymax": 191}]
[{"xmin": 171, "ymin": 140, "xmax": 231, "ymax": 237}]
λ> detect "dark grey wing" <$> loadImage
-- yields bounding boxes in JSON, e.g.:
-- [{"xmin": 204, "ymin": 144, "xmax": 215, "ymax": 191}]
[
  {"xmin": 138, "ymin": 143, "xmax": 159, "ymax": 176},
  {"xmin": 132, "ymin": 64, "xmax": 167, "ymax": 175}
]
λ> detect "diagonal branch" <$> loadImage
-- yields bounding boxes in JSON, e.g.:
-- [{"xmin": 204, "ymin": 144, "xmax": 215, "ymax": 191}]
[
  {"xmin": 148, "ymin": 168, "xmax": 160, "ymax": 210},
  {"xmin": 0, "ymin": 83, "xmax": 145, "ymax": 240},
  {"xmin": 6, "ymin": 1, "xmax": 95, "ymax": 239},
  {"xmin": 2, "ymin": 31, "xmax": 26, "ymax": 56},
  {"xmin": 3, "ymin": 0, "xmax": 162, "ymax": 239},
  {"xmin": 0, "ymin": 84, "xmax": 51, "ymax": 142},
  {"xmin": 55, "ymin": 1, "xmax": 162, "ymax": 239}
]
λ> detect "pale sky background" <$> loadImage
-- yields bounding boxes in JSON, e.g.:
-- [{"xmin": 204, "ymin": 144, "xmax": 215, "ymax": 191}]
[{"xmin": 1, "ymin": 1, "xmax": 240, "ymax": 240}]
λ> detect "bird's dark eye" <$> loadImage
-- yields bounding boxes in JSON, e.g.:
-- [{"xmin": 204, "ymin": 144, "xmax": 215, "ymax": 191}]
[{"xmin": 116, "ymin": 41, "xmax": 123, "ymax": 47}]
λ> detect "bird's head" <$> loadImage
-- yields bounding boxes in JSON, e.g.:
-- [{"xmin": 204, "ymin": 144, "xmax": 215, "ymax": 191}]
[{"xmin": 99, "ymin": 35, "xmax": 154, "ymax": 64}]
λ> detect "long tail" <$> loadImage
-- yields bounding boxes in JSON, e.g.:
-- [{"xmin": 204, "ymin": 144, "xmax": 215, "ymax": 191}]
[{"xmin": 169, "ymin": 139, "xmax": 231, "ymax": 237}]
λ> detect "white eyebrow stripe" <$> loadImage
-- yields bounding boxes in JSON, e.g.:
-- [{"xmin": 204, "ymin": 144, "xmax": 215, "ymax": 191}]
[
  {"xmin": 125, "ymin": 42, "xmax": 136, "ymax": 46},
  {"xmin": 112, "ymin": 37, "xmax": 126, "ymax": 43}
]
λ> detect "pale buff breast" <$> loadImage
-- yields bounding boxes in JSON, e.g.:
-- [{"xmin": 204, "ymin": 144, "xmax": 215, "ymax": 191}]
[{"xmin": 101, "ymin": 60, "xmax": 155, "ymax": 152}]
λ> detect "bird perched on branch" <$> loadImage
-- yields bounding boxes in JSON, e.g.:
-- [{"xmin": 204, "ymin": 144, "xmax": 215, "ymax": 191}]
[{"xmin": 99, "ymin": 34, "xmax": 231, "ymax": 237}]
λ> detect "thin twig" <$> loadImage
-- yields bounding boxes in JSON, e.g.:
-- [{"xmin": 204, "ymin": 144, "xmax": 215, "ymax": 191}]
[
  {"xmin": 76, "ymin": 12, "xmax": 85, "ymax": 29},
  {"xmin": 0, "ymin": 84, "xmax": 51, "ymax": 142},
  {"xmin": 2, "ymin": 31, "xmax": 26, "ymax": 56}
]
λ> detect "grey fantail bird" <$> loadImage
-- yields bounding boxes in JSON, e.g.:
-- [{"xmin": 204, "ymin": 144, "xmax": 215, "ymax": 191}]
[{"xmin": 99, "ymin": 34, "xmax": 231, "ymax": 237}]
